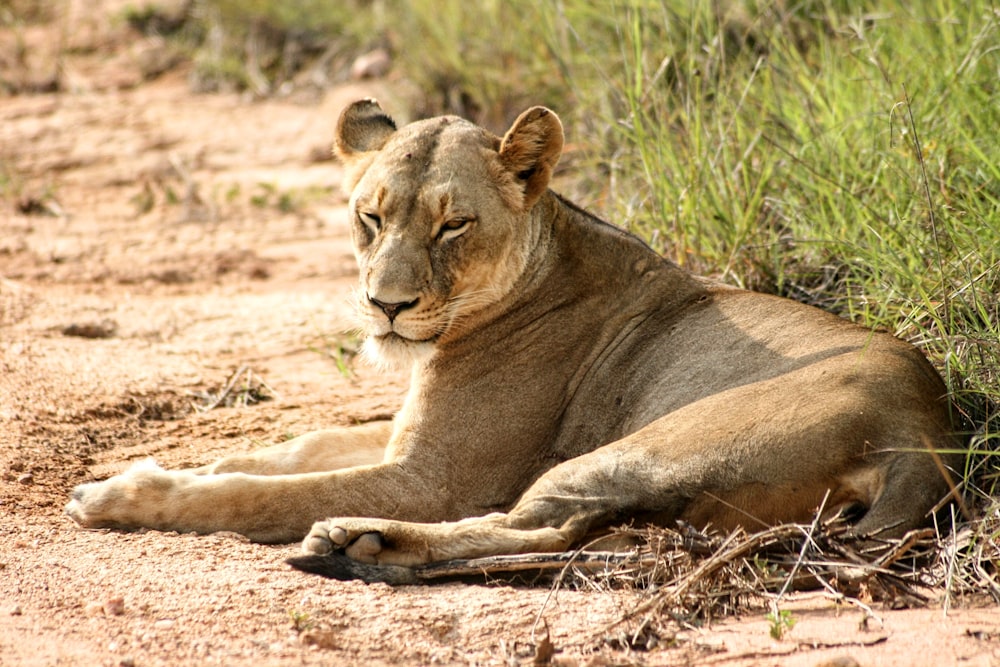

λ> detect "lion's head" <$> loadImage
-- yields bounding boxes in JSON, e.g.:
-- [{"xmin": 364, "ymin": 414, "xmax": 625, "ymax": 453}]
[{"xmin": 333, "ymin": 100, "xmax": 564, "ymax": 367}]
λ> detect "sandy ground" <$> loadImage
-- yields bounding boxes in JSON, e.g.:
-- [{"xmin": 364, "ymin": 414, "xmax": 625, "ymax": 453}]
[{"xmin": 1, "ymin": 7, "xmax": 999, "ymax": 666}]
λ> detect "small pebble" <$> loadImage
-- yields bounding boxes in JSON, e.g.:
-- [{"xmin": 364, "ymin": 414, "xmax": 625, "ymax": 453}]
[
  {"xmin": 10, "ymin": 605, "xmax": 22, "ymax": 616},
  {"xmin": 84, "ymin": 601, "xmax": 105, "ymax": 617},
  {"xmin": 17, "ymin": 473, "xmax": 33, "ymax": 485}
]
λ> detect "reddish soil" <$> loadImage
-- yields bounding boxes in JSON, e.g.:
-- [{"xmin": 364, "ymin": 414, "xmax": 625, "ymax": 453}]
[{"xmin": 1, "ymin": 6, "xmax": 997, "ymax": 666}]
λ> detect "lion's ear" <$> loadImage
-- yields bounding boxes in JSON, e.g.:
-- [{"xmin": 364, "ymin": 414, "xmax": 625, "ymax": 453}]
[
  {"xmin": 334, "ymin": 99, "xmax": 397, "ymax": 161},
  {"xmin": 499, "ymin": 107, "xmax": 564, "ymax": 209},
  {"xmin": 334, "ymin": 99, "xmax": 397, "ymax": 192}
]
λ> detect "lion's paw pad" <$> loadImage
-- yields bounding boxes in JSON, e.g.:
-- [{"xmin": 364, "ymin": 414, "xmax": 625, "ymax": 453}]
[
  {"xmin": 344, "ymin": 532, "xmax": 385, "ymax": 562},
  {"xmin": 302, "ymin": 521, "xmax": 386, "ymax": 564}
]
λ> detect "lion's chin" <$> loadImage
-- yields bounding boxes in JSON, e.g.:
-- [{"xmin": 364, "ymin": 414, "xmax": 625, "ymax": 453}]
[{"xmin": 361, "ymin": 333, "xmax": 435, "ymax": 371}]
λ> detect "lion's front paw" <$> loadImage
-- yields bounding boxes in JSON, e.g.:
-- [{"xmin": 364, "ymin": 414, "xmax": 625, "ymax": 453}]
[
  {"xmin": 302, "ymin": 519, "xmax": 389, "ymax": 564},
  {"xmin": 65, "ymin": 481, "xmax": 107, "ymax": 528},
  {"xmin": 65, "ymin": 459, "xmax": 172, "ymax": 529}
]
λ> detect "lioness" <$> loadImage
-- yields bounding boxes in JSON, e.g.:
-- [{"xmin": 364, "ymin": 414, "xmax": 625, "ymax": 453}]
[{"xmin": 67, "ymin": 100, "xmax": 961, "ymax": 580}]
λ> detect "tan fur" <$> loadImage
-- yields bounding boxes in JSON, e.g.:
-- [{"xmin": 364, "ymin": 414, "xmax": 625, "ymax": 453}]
[{"xmin": 67, "ymin": 102, "xmax": 962, "ymax": 570}]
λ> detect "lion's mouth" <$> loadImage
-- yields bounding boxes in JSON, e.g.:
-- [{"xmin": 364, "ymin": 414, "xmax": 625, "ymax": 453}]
[
  {"xmin": 375, "ymin": 330, "xmax": 438, "ymax": 345},
  {"xmin": 362, "ymin": 330, "xmax": 437, "ymax": 369},
  {"xmin": 375, "ymin": 331, "xmax": 410, "ymax": 343}
]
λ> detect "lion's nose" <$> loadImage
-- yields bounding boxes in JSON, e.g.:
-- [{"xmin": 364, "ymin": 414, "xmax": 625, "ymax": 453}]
[{"xmin": 368, "ymin": 295, "xmax": 418, "ymax": 322}]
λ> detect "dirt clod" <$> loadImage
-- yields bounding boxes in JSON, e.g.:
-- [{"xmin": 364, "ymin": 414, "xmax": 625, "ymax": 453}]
[
  {"xmin": 299, "ymin": 629, "xmax": 340, "ymax": 650},
  {"xmin": 62, "ymin": 319, "xmax": 119, "ymax": 339},
  {"xmin": 84, "ymin": 601, "xmax": 106, "ymax": 617},
  {"xmin": 104, "ymin": 596, "xmax": 126, "ymax": 616}
]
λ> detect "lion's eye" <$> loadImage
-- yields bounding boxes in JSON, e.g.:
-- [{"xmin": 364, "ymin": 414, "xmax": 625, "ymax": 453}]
[
  {"xmin": 358, "ymin": 211, "xmax": 382, "ymax": 233},
  {"xmin": 438, "ymin": 218, "xmax": 473, "ymax": 241}
]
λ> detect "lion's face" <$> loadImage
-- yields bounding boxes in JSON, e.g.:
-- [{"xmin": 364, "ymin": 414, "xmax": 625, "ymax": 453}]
[
  {"xmin": 333, "ymin": 101, "xmax": 564, "ymax": 366},
  {"xmin": 348, "ymin": 119, "xmax": 526, "ymax": 362}
]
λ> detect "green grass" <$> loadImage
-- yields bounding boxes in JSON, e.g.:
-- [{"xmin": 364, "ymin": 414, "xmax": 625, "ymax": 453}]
[{"xmin": 159, "ymin": 1, "xmax": 998, "ymax": 497}]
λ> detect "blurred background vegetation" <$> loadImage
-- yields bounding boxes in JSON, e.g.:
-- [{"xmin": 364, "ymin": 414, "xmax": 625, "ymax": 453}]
[{"xmin": 5, "ymin": 0, "xmax": 999, "ymax": 505}]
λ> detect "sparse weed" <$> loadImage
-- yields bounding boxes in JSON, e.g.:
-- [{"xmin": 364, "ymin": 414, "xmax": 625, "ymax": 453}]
[
  {"xmin": 287, "ymin": 608, "xmax": 313, "ymax": 632},
  {"xmin": 245, "ymin": 182, "xmax": 331, "ymax": 215},
  {"xmin": 0, "ymin": 159, "xmax": 24, "ymax": 200},
  {"xmin": 249, "ymin": 182, "xmax": 276, "ymax": 209},
  {"xmin": 766, "ymin": 608, "xmax": 796, "ymax": 640},
  {"xmin": 307, "ymin": 330, "xmax": 362, "ymax": 380},
  {"xmin": 163, "ymin": 184, "xmax": 180, "ymax": 206}
]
